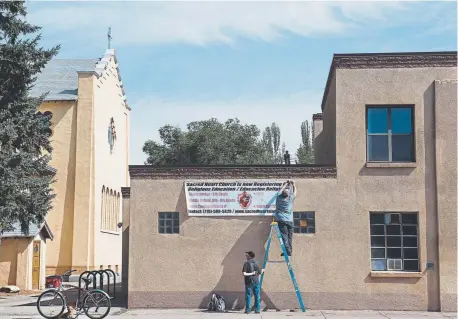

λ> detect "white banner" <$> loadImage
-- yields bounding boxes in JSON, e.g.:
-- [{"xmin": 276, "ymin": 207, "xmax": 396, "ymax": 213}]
[{"xmin": 185, "ymin": 180, "xmax": 284, "ymax": 216}]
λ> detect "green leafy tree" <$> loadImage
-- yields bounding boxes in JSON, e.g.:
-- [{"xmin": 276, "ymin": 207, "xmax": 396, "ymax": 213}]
[
  {"xmin": 296, "ymin": 120, "xmax": 314, "ymax": 164},
  {"xmin": 260, "ymin": 123, "xmax": 282, "ymax": 164},
  {"xmin": 143, "ymin": 118, "xmax": 271, "ymax": 165},
  {"xmin": 0, "ymin": 1, "xmax": 59, "ymax": 235}
]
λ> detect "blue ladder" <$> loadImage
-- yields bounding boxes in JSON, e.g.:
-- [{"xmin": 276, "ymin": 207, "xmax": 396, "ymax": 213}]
[{"xmin": 259, "ymin": 221, "xmax": 306, "ymax": 312}]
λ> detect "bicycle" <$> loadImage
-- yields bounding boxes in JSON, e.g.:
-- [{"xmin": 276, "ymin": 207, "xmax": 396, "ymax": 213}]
[{"xmin": 37, "ymin": 269, "xmax": 111, "ymax": 319}]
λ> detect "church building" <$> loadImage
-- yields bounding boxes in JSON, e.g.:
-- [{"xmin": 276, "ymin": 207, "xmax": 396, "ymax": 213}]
[{"xmin": 0, "ymin": 48, "xmax": 131, "ymax": 290}]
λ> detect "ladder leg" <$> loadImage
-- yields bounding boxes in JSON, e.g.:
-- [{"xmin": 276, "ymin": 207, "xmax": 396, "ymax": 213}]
[
  {"xmin": 274, "ymin": 225, "xmax": 306, "ymax": 312},
  {"xmin": 259, "ymin": 225, "xmax": 274, "ymax": 289}
]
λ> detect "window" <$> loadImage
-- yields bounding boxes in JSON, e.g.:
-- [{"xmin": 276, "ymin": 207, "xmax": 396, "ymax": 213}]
[
  {"xmin": 293, "ymin": 212, "xmax": 315, "ymax": 234},
  {"xmin": 370, "ymin": 212, "xmax": 419, "ymax": 272},
  {"xmin": 366, "ymin": 106, "xmax": 414, "ymax": 162},
  {"xmin": 158, "ymin": 212, "xmax": 179, "ymax": 234},
  {"xmin": 101, "ymin": 187, "xmax": 119, "ymax": 233}
]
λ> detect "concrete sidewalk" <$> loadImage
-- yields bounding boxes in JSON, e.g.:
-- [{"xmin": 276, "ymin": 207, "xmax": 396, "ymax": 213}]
[{"xmin": 0, "ymin": 307, "xmax": 456, "ymax": 318}]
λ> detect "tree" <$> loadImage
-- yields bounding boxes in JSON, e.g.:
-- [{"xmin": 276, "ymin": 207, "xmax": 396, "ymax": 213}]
[
  {"xmin": 143, "ymin": 118, "xmax": 271, "ymax": 165},
  {"xmin": 0, "ymin": 1, "xmax": 60, "ymax": 235},
  {"xmin": 260, "ymin": 123, "xmax": 282, "ymax": 164},
  {"xmin": 296, "ymin": 120, "xmax": 314, "ymax": 164}
]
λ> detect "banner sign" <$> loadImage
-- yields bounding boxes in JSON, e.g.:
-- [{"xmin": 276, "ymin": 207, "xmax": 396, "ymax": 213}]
[{"xmin": 185, "ymin": 180, "xmax": 284, "ymax": 216}]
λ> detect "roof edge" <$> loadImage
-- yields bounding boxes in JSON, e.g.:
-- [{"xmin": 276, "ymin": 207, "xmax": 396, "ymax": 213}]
[
  {"xmin": 129, "ymin": 165, "xmax": 337, "ymax": 180},
  {"xmin": 321, "ymin": 51, "xmax": 458, "ymax": 111}
]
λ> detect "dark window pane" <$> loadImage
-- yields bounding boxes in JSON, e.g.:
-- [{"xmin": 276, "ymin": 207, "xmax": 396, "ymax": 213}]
[
  {"xmin": 308, "ymin": 219, "xmax": 315, "ymax": 226},
  {"xmin": 371, "ymin": 248, "xmax": 385, "ymax": 258},
  {"xmin": 371, "ymin": 236, "xmax": 385, "ymax": 247},
  {"xmin": 387, "ymin": 248, "xmax": 402, "ymax": 258},
  {"xmin": 371, "ymin": 259, "xmax": 386, "ymax": 271},
  {"xmin": 370, "ymin": 225, "xmax": 385, "ymax": 235},
  {"xmin": 166, "ymin": 227, "xmax": 172, "ymax": 233},
  {"xmin": 403, "ymin": 226, "xmax": 417, "ymax": 235},
  {"xmin": 391, "ymin": 108, "xmax": 412, "ymax": 134},
  {"xmin": 293, "ymin": 212, "xmax": 299, "ymax": 219},
  {"xmin": 386, "ymin": 225, "xmax": 401, "ymax": 235},
  {"xmin": 173, "ymin": 213, "xmax": 179, "ymax": 220},
  {"xmin": 300, "ymin": 227, "xmax": 307, "ymax": 234},
  {"xmin": 294, "ymin": 227, "xmax": 300, "ymax": 233},
  {"xmin": 294, "ymin": 219, "xmax": 300, "ymax": 226},
  {"xmin": 403, "ymin": 237, "xmax": 417, "ymax": 247},
  {"xmin": 172, "ymin": 227, "xmax": 179, "ymax": 234},
  {"xmin": 306, "ymin": 212, "xmax": 314, "ymax": 219},
  {"xmin": 172, "ymin": 219, "xmax": 179, "ymax": 227},
  {"xmin": 370, "ymin": 213, "xmax": 385, "ymax": 224},
  {"xmin": 158, "ymin": 226, "xmax": 165, "ymax": 234},
  {"xmin": 166, "ymin": 212, "xmax": 172, "ymax": 219},
  {"xmin": 403, "ymin": 260, "xmax": 419, "ymax": 271},
  {"xmin": 368, "ymin": 135, "xmax": 389, "ymax": 161},
  {"xmin": 307, "ymin": 227, "xmax": 315, "ymax": 233},
  {"xmin": 159, "ymin": 219, "xmax": 165, "ymax": 226},
  {"xmin": 392, "ymin": 135, "xmax": 413, "ymax": 162},
  {"xmin": 368, "ymin": 108, "xmax": 388, "ymax": 133},
  {"xmin": 403, "ymin": 248, "xmax": 418, "ymax": 259},
  {"xmin": 389, "ymin": 214, "xmax": 400, "ymax": 224},
  {"xmin": 301, "ymin": 212, "xmax": 308, "ymax": 219},
  {"xmin": 165, "ymin": 220, "xmax": 172, "ymax": 227},
  {"xmin": 402, "ymin": 213, "xmax": 418, "ymax": 225},
  {"xmin": 159, "ymin": 212, "xmax": 165, "ymax": 219},
  {"xmin": 387, "ymin": 236, "xmax": 401, "ymax": 247}
]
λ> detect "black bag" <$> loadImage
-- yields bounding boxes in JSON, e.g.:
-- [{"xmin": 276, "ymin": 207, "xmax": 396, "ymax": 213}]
[{"xmin": 207, "ymin": 293, "xmax": 226, "ymax": 312}]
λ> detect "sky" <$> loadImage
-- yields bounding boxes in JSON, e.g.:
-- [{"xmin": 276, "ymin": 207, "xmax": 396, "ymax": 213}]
[{"xmin": 25, "ymin": 0, "xmax": 457, "ymax": 165}]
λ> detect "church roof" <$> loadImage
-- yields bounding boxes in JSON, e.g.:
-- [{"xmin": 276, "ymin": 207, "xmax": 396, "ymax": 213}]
[
  {"xmin": 30, "ymin": 49, "xmax": 129, "ymax": 109},
  {"xmin": 1, "ymin": 221, "xmax": 54, "ymax": 240},
  {"xmin": 30, "ymin": 59, "xmax": 99, "ymax": 101}
]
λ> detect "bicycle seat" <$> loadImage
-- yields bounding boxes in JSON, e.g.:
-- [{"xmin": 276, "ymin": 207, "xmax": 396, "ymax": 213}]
[{"xmin": 82, "ymin": 278, "xmax": 92, "ymax": 286}]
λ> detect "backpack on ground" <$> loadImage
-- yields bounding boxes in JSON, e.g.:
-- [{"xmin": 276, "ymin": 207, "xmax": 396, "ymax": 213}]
[{"xmin": 207, "ymin": 293, "xmax": 226, "ymax": 312}]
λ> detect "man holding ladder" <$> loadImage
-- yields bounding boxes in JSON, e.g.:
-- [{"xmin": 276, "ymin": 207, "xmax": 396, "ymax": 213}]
[{"xmin": 274, "ymin": 180, "xmax": 297, "ymax": 257}]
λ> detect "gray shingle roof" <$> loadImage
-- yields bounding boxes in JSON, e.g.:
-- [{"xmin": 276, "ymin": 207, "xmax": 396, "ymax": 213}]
[
  {"xmin": 1, "ymin": 221, "xmax": 53, "ymax": 240},
  {"xmin": 30, "ymin": 59, "xmax": 99, "ymax": 101}
]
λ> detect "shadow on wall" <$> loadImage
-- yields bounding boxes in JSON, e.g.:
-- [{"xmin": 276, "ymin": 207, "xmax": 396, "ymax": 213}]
[
  {"xmin": 359, "ymin": 166, "xmax": 415, "ymax": 177},
  {"xmin": 174, "ymin": 186, "xmax": 278, "ymax": 311}
]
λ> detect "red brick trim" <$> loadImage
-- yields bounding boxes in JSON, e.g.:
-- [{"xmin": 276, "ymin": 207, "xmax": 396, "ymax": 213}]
[
  {"xmin": 121, "ymin": 187, "xmax": 131, "ymax": 198},
  {"xmin": 129, "ymin": 165, "xmax": 336, "ymax": 180},
  {"xmin": 312, "ymin": 113, "xmax": 323, "ymax": 120}
]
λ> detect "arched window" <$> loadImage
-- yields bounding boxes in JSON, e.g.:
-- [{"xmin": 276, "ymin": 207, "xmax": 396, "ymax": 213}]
[{"xmin": 101, "ymin": 186, "xmax": 105, "ymax": 230}]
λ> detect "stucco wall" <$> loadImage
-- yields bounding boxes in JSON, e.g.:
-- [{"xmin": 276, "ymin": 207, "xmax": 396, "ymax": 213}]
[
  {"xmin": 39, "ymin": 101, "xmax": 77, "ymax": 275},
  {"xmin": 335, "ymin": 67, "xmax": 456, "ymax": 311},
  {"xmin": 434, "ymin": 80, "xmax": 457, "ymax": 312},
  {"xmin": 0, "ymin": 238, "xmax": 19, "ymax": 286},
  {"xmin": 315, "ymin": 76, "xmax": 336, "ymax": 165},
  {"xmin": 93, "ymin": 55, "xmax": 130, "ymax": 269}
]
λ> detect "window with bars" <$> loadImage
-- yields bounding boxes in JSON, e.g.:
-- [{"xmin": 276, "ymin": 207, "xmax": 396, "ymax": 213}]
[
  {"xmin": 366, "ymin": 106, "xmax": 415, "ymax": 162},
  {"xmin": 293, "ymin": 212, "xmax": 315, "ymax": 234},
  {"xmin": 158, "ymin": 212, "xmax": 180, "ymax": 234},
  {"xmin": 370, "ymin": 212, "xmax": 419, "ymax": 272}
]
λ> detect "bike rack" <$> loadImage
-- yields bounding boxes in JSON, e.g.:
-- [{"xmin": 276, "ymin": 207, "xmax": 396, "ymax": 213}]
[{"xmin": 77, "ymin": 269, "xmax": 117, "ymax": 300}]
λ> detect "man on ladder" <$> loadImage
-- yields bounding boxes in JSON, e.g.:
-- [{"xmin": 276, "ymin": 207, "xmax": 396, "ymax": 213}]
[
  {"xmin": 275, "ymin": 180, "xmax": 297, "ymax": 257},
  {"xmin": 259, "ymin": 180, "xmax": 306, "ymax": 312}
]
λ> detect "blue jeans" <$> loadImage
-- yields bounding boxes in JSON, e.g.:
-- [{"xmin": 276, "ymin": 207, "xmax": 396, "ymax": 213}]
[{"xmin": 245, "ymin": 283, "xmax": 260, "ymax": 313}]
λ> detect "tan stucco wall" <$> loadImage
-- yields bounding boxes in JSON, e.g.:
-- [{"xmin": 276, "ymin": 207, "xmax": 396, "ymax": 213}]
[
  {"xmin": 434, "ymin": 80, "xmax": 457, "ymax": 312},
  {"xmin": 126, "ymin": 66, "xmax": 456, "ymax": 311},
  {"xmin": 93, "ymin": 56, "xmax": 129, "ymax": 269},
  {"xmin": 0, "ymin": 238, "xmax": 32, "ymax": 290},
  {"xmin": 39, "ymin": 101, "xmax": 77, "ymax": 275},
  {"xmin": 122, "ymin": 193, "xmax": 130, "ymax": 303},
  {"xmin": 0, "ymin": 238, "xmax": 19, "ymax": 286},
  {"xmin": 315, "ymin": 76, "xmax": 336, "ymax": 165}
]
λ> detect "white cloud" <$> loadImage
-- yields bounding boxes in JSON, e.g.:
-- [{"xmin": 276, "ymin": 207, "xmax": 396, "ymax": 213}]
[
  {"xmin": 129, "ymin": 91, "xmax": 322, "ymax": 164},
  {"xmin": 27, "ymin": 1, "xmax": 409, "ymax": 46}
]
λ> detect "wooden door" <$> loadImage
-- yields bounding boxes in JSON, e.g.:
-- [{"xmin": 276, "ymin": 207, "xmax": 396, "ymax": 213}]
[{"xmin": 32, "ymin": 241, "xmax": 41, "ymax": 289}]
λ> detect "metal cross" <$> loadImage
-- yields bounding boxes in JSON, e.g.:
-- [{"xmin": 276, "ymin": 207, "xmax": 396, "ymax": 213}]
[{"xmin": 108, "ymin": 27, "xmax": 112, "ymax": 49}]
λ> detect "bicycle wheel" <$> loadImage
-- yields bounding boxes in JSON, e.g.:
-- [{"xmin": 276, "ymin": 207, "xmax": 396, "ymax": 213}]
[
  {"xmin": 82, "ymin": 290, "xmax": 111, "ymax": 319},
  {"xmin": 37, "ymin": 289, "xmax": 66, "ymax": 319}
]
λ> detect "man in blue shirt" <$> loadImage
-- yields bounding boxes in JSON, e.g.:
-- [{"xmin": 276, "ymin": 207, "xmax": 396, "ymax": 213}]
[{"xmin": 274, "ymin": 180, "xmax": 297, "ymax": 257}]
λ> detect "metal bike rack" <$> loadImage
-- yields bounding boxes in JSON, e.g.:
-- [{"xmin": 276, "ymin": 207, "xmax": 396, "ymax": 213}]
[{"xmin": 77, "ymin": 269, "xmax": 116, "ymax": 300}]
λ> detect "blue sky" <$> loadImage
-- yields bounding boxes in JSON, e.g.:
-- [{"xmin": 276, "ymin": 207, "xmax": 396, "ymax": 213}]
[{"xmin": 26, "ymin": 1, "xmax": 457, "ymax": 164}]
